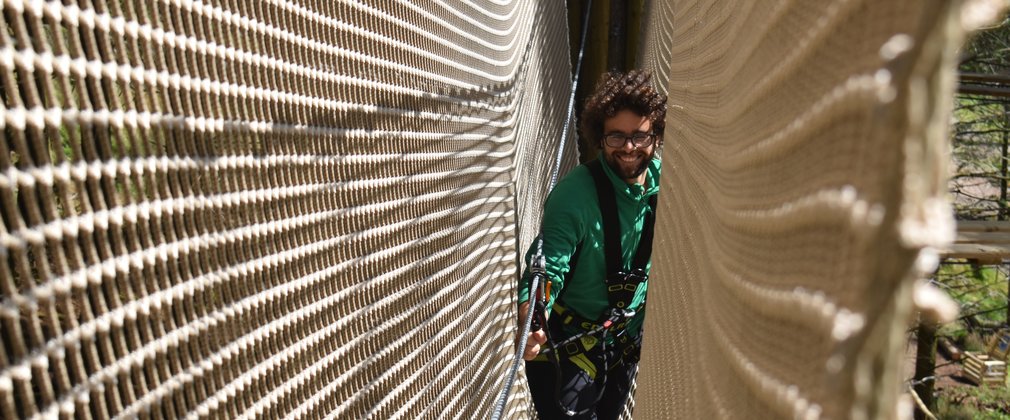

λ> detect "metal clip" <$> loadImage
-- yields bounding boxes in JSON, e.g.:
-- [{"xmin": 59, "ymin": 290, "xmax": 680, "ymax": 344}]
[
  {"xmin": 530, "ymin": 255, "xmax": 546, "ymax": 275},
  {"xmin": 608, "ymin": 308, "xmax": 636, "ymax": 321}
]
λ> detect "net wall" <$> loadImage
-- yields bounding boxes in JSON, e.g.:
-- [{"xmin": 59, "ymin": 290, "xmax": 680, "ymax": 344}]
[
  {"xmin": 0, "ymin": 0, "xmax": 574, "ymax": 418},
  {"xmin": 636, "ymin": 0, "xmax": 1003, "ymax": 418}
]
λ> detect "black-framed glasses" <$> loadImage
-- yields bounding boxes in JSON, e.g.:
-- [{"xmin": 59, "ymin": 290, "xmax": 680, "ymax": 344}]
[{"xmin": 603, "ymin": 132, "xmax": 655, "ymax": 148}]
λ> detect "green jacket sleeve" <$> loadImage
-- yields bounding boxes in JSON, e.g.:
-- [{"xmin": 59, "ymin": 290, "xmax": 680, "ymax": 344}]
[{"xmin": 517, "ymin": 170, "xmax": 590, "ymax": 310}]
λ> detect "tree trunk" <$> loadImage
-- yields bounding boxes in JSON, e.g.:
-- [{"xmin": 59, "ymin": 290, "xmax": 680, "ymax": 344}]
[
  {"xmin": 1001, "ymin": 102, "xmax": 1008, "ymax": 220},
  {"xmin": 1005, "ymin": 104, "xmax": 1009, "ymax": 324},
  {"xmin": 913, "ymin": 317, "xmax": 937, "ymax": 420}
]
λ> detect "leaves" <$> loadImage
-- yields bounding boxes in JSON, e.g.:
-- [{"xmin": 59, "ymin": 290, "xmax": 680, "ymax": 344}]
[{"xmin": 952, "ymin": 17, "xmax": 1010, "ymax": 220}]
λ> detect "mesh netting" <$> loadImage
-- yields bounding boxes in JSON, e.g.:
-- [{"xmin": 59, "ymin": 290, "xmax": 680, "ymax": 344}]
[
  {"xmin": 1, "ymin": 0, "xmax": 1005, "ymax": 418},
  {"xmin": 636, "ymin": 0, "xmax": 1003, "ymax": 418},
  {"xmin": 0, "ymin": 1, "xmax": 573, "ymax": 418}
]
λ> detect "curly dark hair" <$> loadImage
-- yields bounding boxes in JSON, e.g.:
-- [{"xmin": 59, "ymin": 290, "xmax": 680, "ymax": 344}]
[{"xmin": 580, "ymin": 69, "xmax": 667, "ymax": 149}]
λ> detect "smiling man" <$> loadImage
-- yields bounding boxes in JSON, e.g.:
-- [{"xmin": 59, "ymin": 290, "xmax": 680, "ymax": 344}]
[{"xmin": 518, "ymin": 70, "xmax": 666, "ymax": 419}]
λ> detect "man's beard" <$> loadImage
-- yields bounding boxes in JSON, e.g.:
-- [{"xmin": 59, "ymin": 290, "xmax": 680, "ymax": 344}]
[{"xmin": 604, "ymin": 149, "xmax": 653, "ymax": 182}]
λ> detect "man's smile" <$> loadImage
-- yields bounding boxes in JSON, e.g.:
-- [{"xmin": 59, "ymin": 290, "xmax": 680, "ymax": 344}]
[{"xmin": 617, "ymin": 154, "xmax": 642, "ymax": 162}]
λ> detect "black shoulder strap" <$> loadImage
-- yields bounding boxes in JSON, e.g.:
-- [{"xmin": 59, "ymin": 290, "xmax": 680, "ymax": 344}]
[
  {"xmin": 587, "ymin": 160, "xmax": 658, "ymax": 274},
  {"xmin": 586, "ymin": 160, "xmax": 622, "ymax": 275},
  {"xmin": 632, "ymin": 194, "xmax": 658, "ymax": 269}
]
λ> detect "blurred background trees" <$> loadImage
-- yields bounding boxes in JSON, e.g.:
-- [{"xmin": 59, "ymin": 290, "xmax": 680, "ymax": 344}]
[
  {"xmin": 925, "ymin": 14, "xmax": 1010, "ymax": 419},
  {"xmin": 951, "ymin": 19, "xmax": 1010, "ymax": 219}
]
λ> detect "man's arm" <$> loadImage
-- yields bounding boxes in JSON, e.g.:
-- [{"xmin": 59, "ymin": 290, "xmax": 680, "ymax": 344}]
[
  {"xmin": 517, "ymin": 301, "xmax": 546, "ymax": 361},
  {"xmin": 517, "ymin": 174, "xmax": 588, "ymax": 309},
  {"xmin": 515, "ymin": 170, "xmax": 589, "ymax": 359}
]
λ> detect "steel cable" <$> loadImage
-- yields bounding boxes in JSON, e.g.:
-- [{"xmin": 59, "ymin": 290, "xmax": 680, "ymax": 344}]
[{"xmin": 489, "ymin": 1, "xmax": 593, "ymax": 418}]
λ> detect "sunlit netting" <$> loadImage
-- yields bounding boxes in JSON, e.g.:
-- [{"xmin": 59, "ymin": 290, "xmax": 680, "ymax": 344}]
[
  {"xmin": 3, "ymin": 0, "xmax": 1007, "ymax": 418},
  {"xmin": 0, "ymin": 0, "xmax": 576, "ymax": 418},
  {"xmin": 636, "ymin": 0, "xmax": 1005, "ymax": 419}
]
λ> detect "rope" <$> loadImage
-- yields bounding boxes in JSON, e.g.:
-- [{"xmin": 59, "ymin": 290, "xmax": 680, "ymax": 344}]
[
  {"xmin": 906, "ymin": 385, "xmax": 938, "ymax": 420},
  {"xmin": 490, "ymin": 2, "xmax": 594, "ymax": 418}
]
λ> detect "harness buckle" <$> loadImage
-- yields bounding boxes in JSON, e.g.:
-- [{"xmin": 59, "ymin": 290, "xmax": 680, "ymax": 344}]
[{"xmin": 605, "ymin": 269, "xmax": 648, "ymax": 311}]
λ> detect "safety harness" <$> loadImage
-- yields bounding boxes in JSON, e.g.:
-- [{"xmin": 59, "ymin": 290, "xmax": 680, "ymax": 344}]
[{"xmin": 530, "ymin": 158, "xmax": 657, "ymax": 416}]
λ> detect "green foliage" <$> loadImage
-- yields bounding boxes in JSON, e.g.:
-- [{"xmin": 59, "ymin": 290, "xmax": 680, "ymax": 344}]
[
  {"xmin": 937, "ymin": 384, "xmax": 1010, "ymax": 420},
  {"xmin": 951, "ymin": 16, "xmax": 1010, "ymax": 220},
  {"xmin": 960, "ymin": 16, "xmax": 1010, "ymax": 75},
  {"xmin": 939, "ymin": 17, "xmax": 1010, "ymax": 413},
  {"xmin": 965, "ymin": 331, "xmax": 989, "ymax": 352},
  {"xmin": 936, "ymin": 263, "xmax": 1007, "ymax": 325}
]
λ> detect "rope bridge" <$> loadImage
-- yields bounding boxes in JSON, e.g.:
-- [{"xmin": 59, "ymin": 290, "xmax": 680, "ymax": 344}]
[{"xmin": 0, "ymin": 0, "xmax": 1003, "ymax": 419}]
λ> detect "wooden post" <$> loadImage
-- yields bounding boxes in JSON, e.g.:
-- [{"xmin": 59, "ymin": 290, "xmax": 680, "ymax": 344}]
[{"xmin": 913, "ymin": 316, "xmax": 938, "ymax": 420}]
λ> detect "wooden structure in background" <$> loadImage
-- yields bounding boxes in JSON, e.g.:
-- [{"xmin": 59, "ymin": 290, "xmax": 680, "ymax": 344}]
[
  {"xmin": 962, "ymin": 330, "xmax": 1009, "ymax": 387},
  {"xmin": 959, "ymin": 72, "xmax": 1010, "ymax": 98},
  {"xmin": 914, "ymin": 221, "xmax": 1010, "ymax": 410},
  {"xmin": 941, "ymin": 220, "xmax": 1010, "ymax": 334},
  {"xmin": 962, "ymin": 351, "xmax": 1007, "ymax": 386},
  {"xmin": 939, "ymin": 223, "xmax": 1010, "ymax": 389},
  {"xmin": 941, "ymin": 221, "xmax": 1010, "ymax": 264}
]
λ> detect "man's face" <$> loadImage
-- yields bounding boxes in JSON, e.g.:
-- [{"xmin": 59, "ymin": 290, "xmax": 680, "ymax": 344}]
[{"xmin": 601, "ymin": 110, "xmax": 656, "ymax": 184}]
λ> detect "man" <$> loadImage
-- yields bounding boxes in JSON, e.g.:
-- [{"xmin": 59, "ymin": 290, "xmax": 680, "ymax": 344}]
[{"xmin": 518, "ymin": 69, "xmax": 666, "ymax": 419}]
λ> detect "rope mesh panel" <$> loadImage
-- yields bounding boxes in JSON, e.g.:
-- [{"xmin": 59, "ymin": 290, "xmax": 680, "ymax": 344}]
[
  {"xmin": 0, "ymin": 0, "xmax": 572, "ymax": 418},
  {"xmin": 2, "ymin": 0, "xmax": 1005, "ymax": 418},
  {"xmin": 636, "ymin": 0, "xmax": 1004, "ymax": 418}
]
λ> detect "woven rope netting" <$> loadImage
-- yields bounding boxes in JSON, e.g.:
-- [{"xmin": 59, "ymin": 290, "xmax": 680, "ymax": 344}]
[
  {"xmin": 637, "ymin": 0, "xmax": 1005, "ymax": 419},
  {"xmin": 0, "ymin": 0, "xmax": 574, "ymax": 418},
  {"xmin": 0, "ymin": 0, "xmax": 1006, "ymax": 419}
]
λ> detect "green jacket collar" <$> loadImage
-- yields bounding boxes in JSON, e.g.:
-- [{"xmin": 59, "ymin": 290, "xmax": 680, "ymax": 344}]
[{"xmin": 595, "ymin": 155, "xmax": 661, "ymax": 199}]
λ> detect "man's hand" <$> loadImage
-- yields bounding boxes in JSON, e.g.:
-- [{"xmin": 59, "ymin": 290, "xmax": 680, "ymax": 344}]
[{"xmin": 518, "ymin": 302, "xmax": 547, "ymax": 361}]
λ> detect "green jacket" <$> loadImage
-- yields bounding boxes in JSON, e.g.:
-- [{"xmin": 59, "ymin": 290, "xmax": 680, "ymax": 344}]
[{"xmin": 519, "ymin": 155, "xmax": 661, "ymax": 337}]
